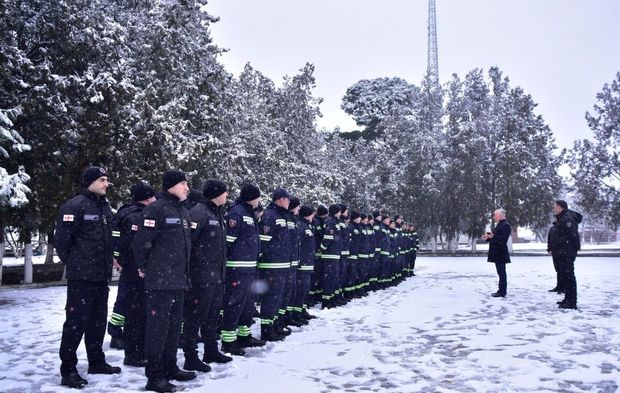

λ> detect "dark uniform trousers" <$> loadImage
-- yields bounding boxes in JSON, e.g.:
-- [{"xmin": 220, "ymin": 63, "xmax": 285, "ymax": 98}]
[
  {"xmin": 144, "ymin": 290, "xmax": 184, "ymax": 380},
  {"xmin": 108, "ymin": 281, "xmax": 129, "ymax": 337},
  {"xmin": 123, "ymin": 280, "xmax": 146, "ymax": 360},
  {"xmin": 292, "ymin": 272, "xmax": 312, "ymax": 310},
  {"xmin": 259, "ymin": 269, "xmax": 287, "ymax": 324},
  {"xmin": 183, "ymin": 283, "xmax": 224, "ymax": 355},
  {"xmin": 221, "ymin": 270, "xmax": 254, "ymax": 340},
  {"xmin": 558, "ymin": 255, "xmax": 577, "ymax": 304},
  {"xmin": 552, "ymin": 255, "xmax": 564, "ymax": 291},
  {"xmin": 279, "ymin": 268, "xmax": 296, "ymax": 319},
  {"xmin": 321, "ymin": 259, "xmax": 340, "ymax": 300},
  {"xmin": 60, "ymin": 280, "xmax": 109, "ymax": 376},
  {"xmin": 495, "ymin": 262, "xmax": 507, "ymax": 295}
]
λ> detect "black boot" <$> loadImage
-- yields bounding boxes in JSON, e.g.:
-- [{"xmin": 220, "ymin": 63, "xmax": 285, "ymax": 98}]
[
  {"xmin": 274, "ymin": 321, "xmax": 292, "ymax": 336},
  {"xmin": 292, "ymin": 312, "xmax": 309, "ymax": 325},
  {"xmin": 183, "ymin": 354, "xmax": 211, "ymax": 372},
  {"xmin": 301, "ymin": 309, "xmax": 317, "ymax": 320},
  {"xmin": 145, "ymin": 378, "xmax": 176, "ymax": 393},
  {"xmin": 260, "ymin": 325, "xmax": 285, "ymax": 342},
  {"xmin": 88, "ymin": 362, "xmax": 121, "ymax": 374},
  {"xmin": 123, "ymin": 355, "xmax": 147, "ymax": 367},
  {"xmin": 61, "ymin": 371, "xmax": 88, "ymax": 389},
  {"xmin": 167, "ymin": 369, "xmax": 197, "ymax": 381},
  {"xmin": 109, "ymin": 336, "xmax": 125, "ymax": 350},
  {"xmin": 559, "ymin": 302, "xmax": 577, "ymax": 310},
  {"xmin": 221, "ymin": 341, "xmax": 246, "ymax": 356},
  {"xmin": 202, "ymin": 341, "xmax": 232, "ymax": 364},
  {"xmin": 286, "ymin": 314, "xmax": 305, "ymax": 327},
  {"xmin": 237, "ymin": 335, "xmax": 266, "ymax": 348}
]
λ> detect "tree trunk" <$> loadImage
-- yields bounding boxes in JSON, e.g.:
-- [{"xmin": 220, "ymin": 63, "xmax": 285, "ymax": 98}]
[
  {"xmin": 24, "ymin": 243, "xmax": 33, "ymax": 284},
  {"xmin": 45, "ymin": 230, "xmax": 55, "ymax": 264},
  {"xmin": 471, "ymin": 235, "xmax": 477, "ymax": 252}
]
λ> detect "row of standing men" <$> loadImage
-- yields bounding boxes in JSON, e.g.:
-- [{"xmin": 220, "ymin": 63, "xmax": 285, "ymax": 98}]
[{"xmin": 56, "ymin": 167, "xmax": 420, "ymax": 392}]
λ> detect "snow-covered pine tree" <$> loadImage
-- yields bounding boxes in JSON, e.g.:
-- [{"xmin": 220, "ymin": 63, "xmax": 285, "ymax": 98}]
[{"xmin": 569, "ymin": 72, "xmax": 620, "ymax": 228}]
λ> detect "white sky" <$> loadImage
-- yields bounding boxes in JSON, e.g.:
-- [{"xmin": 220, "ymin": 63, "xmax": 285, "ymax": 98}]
[{"xmin": 206, "ymin": 0, "xmax": 620, "ymax": 150}]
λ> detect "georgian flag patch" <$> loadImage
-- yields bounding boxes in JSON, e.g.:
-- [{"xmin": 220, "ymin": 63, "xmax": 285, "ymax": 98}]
[
  {"xmin": 63, "ymin": 214, "xmax": 74, "ymax": 222},
  {"xmin": 131, "ymin": 224, "xmax": 139, "ymax": 231},
  {"xmin": 143, "ymin": 219, "xmax": 156, "ymax": 228}
]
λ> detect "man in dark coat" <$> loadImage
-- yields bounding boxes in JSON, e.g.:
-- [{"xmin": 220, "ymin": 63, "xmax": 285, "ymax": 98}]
[
  {"xmin": 56, "ymin": 166, "xmax": 121, "ymax": 389},
  {"xmin": 482, "ymin": 209, "xmax": 511, "ymax": 298},
  {"xmin": 546, "ymin": 222, "xmax": 563, "ymax": 293},
  {"xmin": 132, "ymin": 170, "xmax": 196, "ymax": 392},
  {"xmin": 550, "ymin": 200, "xmax": 582, "ymax": 309},
  {"xmin": 113, "ymin": 182, "xmax": 156, "ymax": 367},
  {"xmin": 182, "ymin": 179, "xmax": 230, "ymax": 372}
]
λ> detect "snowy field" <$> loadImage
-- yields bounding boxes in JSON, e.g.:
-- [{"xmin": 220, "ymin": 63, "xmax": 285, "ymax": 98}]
[{"xmin": 0, "ymin": 256, "xmax": 619, "ymax": 393}]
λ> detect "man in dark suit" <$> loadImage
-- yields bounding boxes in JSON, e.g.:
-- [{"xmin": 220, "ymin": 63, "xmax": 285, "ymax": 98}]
[{"xmin": 482, "ymin": 209, "xmax": 511, "ymax": 298}]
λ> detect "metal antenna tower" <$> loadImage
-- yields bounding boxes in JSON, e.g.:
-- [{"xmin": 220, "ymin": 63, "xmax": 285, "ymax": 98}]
[{"xmin": 427, "ymin": 0, "xmax": 439, "ymax": 88}]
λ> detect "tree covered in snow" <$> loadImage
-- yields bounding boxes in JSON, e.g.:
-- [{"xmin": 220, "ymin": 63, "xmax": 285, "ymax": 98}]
[
  {"xmin": 569, "ymin": 72, "xmax": 620, "ymax": 229},
  {"xmin": 0, "ymin": 3, "xmax": 31, "ymax": 215}
]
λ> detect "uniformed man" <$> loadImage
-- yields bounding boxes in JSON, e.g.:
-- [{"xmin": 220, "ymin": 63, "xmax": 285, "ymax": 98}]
[
  {"xmin": 309, "ymin": 205, "xmax": 328, "ymax": 305},
  {"xmin": 320, "ymin": 204, "xmax": 342, "ymax": 309},
  {"xmin": 181, "ymin": 179, "xmax": 229, "ymax": 372},
  {"xmin": 133, "ymin": 170, "xmax": 196, "ymax": 393},
  {"xmin": 220, "ymin": 183, "xmax": 264, "ymax": 355},
  {"xmin": 113, "ymin": 182, "xmax": 157, "ymax": 368},
  {"xmin": 277, "ymin": 197, "xmax": 303, "ymax": 330},
  {"xmin": 370, "ymin": 212, "xmax": 383, "ymax": 290},
  {"xmin": 56, "ymin": 166, "xmax": 120, "ymax": 389},
  {"xmin": 378, "ymin": 215, "xmax": 392, "ymax": 288},
  {"xmin": 345, "ymin": 211, "xmax": 362, "ymax": 299},
  {"xmin": 258, "ymin": 188, "xmax": 292, "ymax": 341},
  {"xmin": 292, "ymin": 205, "xmax": 317, "ymax": 321}
]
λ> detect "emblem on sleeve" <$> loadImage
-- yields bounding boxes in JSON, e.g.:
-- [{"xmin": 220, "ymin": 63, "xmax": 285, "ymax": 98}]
[
  {"xmin": 228, "ymin": 219, "xmax": 237, "ymax": 228},
  {"xmin": 191, "ymin": 222, "xmax": 198, "ymax": 229},
  {"xmin": 144, "ymin": 219, "xmax": 156, "ymax": 228},
  {"xmin": 330, "ymin": 229, "xmax": 334, "ymax": 234},
  {"xmin": 63, "ymin": 214, "xmax": 75, "ymax": 222},
  {"xmin": 131, "ymin": 224, "xmax": 139, "ymax": 231},
  {"xmin": 263, "ymin": 226, "xmax": 270, "ymax": 234}
]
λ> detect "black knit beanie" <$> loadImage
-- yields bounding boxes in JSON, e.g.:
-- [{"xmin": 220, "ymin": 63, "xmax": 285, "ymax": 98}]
[
  {"xmin": 162, "ymin": 170, "xmax": 187, "ymax": 190},
  {"xmin": 203, "ymin": 179, "xmax": 227, "ymax": 199},
  {"xmin": 130, "ymin": 181, "xmax": 156, "ymax": 201},
  {"xmin": 82, "ymin": 166, "xmax": 107, "ymax": 187}
]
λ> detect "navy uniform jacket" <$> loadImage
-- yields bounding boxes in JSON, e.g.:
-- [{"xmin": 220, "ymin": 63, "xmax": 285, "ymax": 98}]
[
  {"xmin": 486, "ymin": 219, "xmax": 511, "ymax": 264},
  {"xmin": 551, "ymin": 209, "xmax": 582, "ymax": 258},
  {"xmin": 189, "ymin": 198, "xmax": 227, "ymax": 284},
  {"xmin": 339, "ymin": 219, "xmax": 351, "ymax": 257},
  {"xmin": 258, "ymin": 203, "xmax": 291, "ymax": 269},
  {"xmin": 55, "ymin": 189, "xmax": 114, "ymax": 282},
  {"xmin": 132, "ymin": 191, "xmax": 192, "ymax": 290},
  {"xmin": 349, "ymin": 222, "xmax": 362, "ymax": 259},
  {"xmin": 312, "ymin": 216, "xmax": 326, "ymax": 255},
  {"xmin": 320, "ymin": 216, "xmax": 342, "ymax": 261},
  {"xmin": 225, "ymin": 200, "xmax": 260, "ymax": 268},
  {"xmin": 297, "ymin": 217, "xmax": 315, "ymax": 273},
  {"xmin": 288, "ymin": 212, "xmax": 300, "ymax": 268},
  {"xmin": 113, "ymin": 202, "xmax": 146, "ymax": 282}
]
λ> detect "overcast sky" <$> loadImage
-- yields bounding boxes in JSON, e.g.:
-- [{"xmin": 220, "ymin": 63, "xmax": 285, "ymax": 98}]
[{"xmin": 206, "ymin": 0, "xmax": 620, "ymax": 150}]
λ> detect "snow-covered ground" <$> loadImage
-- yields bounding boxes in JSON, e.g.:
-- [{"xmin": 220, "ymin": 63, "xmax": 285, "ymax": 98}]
[{"xmin": 0, "ymin": 256, "xmax": 618, "ymax": 393}]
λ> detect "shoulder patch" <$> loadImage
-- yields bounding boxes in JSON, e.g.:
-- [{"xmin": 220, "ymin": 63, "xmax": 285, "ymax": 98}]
[
  {"xmin": 330, "ymin": 229, "xmax": 334, "ymax": 234},
  {"xmin": 63, "ymin": 214, "xmax": 74, "ymax": 222},
  {"xmin": 228, "ymin": 219, "xmax": 237, "ymax": 228},
  {"xmin": 144, "ymin": 219, "xmax": 156, "ymax": 228},
  {"xmin": 131, "ymin": 224, "xmax": 139, "ymax": 231},
  {"xmin": 263, "ymin": 225, "xmax": 271, "ymax": 234},
  {"xmin": 191, "ymin": 222, "xmax": 198, "ymax": 229}
]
